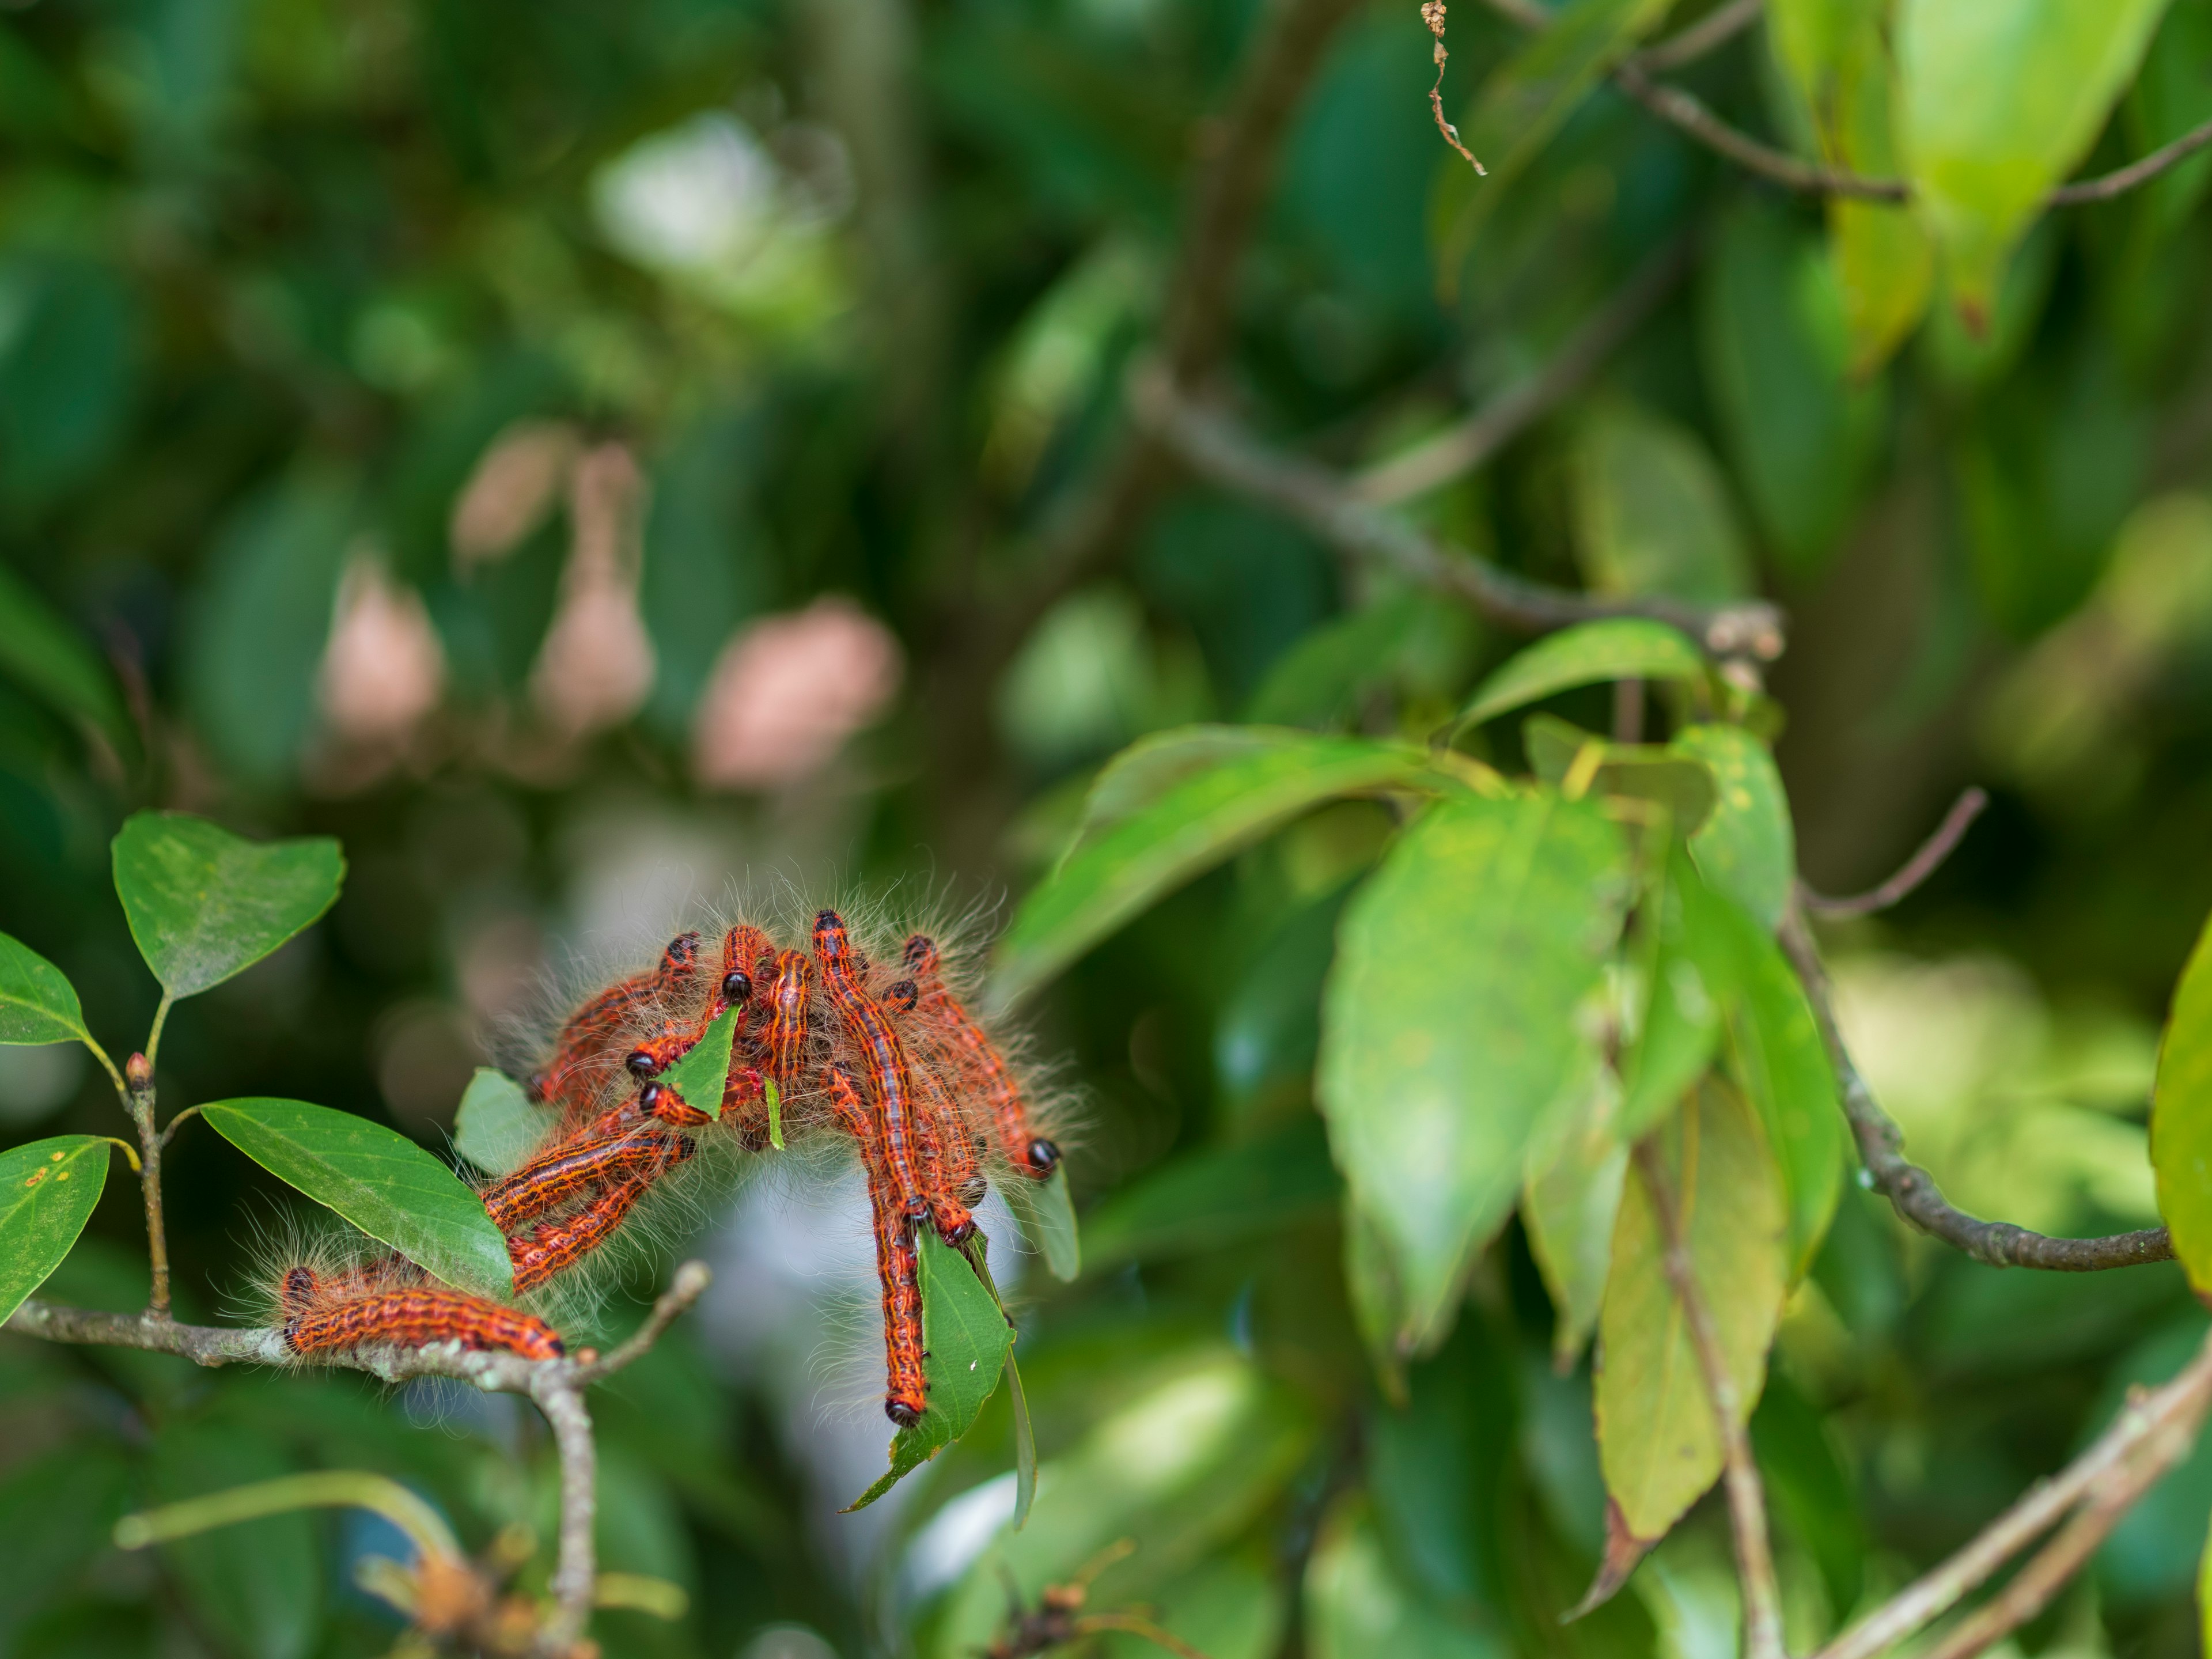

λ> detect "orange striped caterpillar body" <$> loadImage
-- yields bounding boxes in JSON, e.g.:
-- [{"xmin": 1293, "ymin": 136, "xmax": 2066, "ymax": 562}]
[
  {"xmin": 529, "ymin": 932, "xmax": 702, "ymax": 1111},
  {"xmin": 281, "ymin": 1271, "xmax": 565, "ymax": 1362},
  {"xmin": 815, "ymin": 911, "xmax": 976, "ymax": 1245},
  {"xmin": 509, "ymin": 1176, "xmax": 656, "ymax": 1294},
  {"xmin": 825, "ymin": 1065, "xmax": 927, "ymax": 1426},
  {"xmin": 762, "ymin": 948, "xmax": 815, "ymax": 1089},
  {"xmin": 482, "ymin": 1126, "xmax": 692, "ymax": 1232},
  {"xmin": 904, "ymin": 933, "xmax": 1060, "ymax": 1179}
]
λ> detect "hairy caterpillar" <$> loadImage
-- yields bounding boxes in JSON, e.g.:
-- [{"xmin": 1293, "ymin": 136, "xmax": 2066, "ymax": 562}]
[
  {"xmin": 279, "ymin": 1264, "xmax": 565, "ymax": 1362},
  {"xmin": 488, "ymin": 891, "xmax": 1070, "ymax": 1421}
]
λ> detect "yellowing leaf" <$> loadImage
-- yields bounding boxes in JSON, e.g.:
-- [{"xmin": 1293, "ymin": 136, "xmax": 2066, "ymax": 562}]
[
  {"xmin": 1595, "ymin": 1080, "xmax": 1789, "ymax": 1544},
  {"xmin": 1897, "ymin": 0, "xmax": 2171, "ymax": 323}
]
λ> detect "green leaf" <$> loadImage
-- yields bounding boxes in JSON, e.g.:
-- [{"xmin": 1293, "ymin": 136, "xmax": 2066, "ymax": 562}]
[
  {"xmin": 1672, "ymin": 725, "xmax": 1795, "ymax": 932},
  {"xmin": 1897, "ymin": 0, "xmax": 2170, "ymax": 323},
  {"xmin": 1524, "ymin": 715, "xmax": 1720, "ymax": 834},
  {"xmin": 1618, "ymin": 846, "xmax": 1738, "ymax": 1142},
  {"xmin": 1720, "ymin": 911, "xmax": 1846, "ymax": 1279},
  {"xmin": 0, "ymin": 1137, "xmax": 112, "ymax": 1327},
  {"xmin": 1701, "ymin": 205, "xmax": 1885, "ymax": 576},
  {"xmin": 1430, "ymin": 0, "xmax": 1676, "ymax": 287},
  {"xmin": 1080, "ymin": 1116, "xmax": 1336, "ymax": 1271},
  {"xmin": 1305, "ymin": 1492, "xmax": 1503, "ymax": 1659},
  {"xmin": 1003, "ymin": 1161, "xmax": 1082, "ymax": 1281},
  {"xmin": 200, "ymin": 1100, "xmax": 512, "ymax": 1298},
  {"xmin": 112, "ymin": 813, "xmax": 346, "ymax": 999},
  {"xmin": 1768, "ymin": 0, "xmax": 1933, "ymax": 375},
  {"xmin": 453, "ymin": 1069, "xmax": 543, "ymax": 1177},
  {"xmin": 1572, "ymin": 402, "xmax": 1752, "ymax": 604},
  {"xmin": 2199, "ymin": 1498, "xmax": 2212, "ymax": 1659},
  {"xmin": 0, "ymin": 933, "xmax": 89, "ymax": 1046},
  {"xmin": 658, "ymin": 1004, "xmax": 736, "ymax": 1120},
  {"xmin": 2128, "ymin": 1, "xmax": 2212, "ymax": 240},
  {"xmin": 1318, "ymin": 791, "xmax": 1628, "ymax": 1354},
  {"xmin": 1596, "ymin": 1081, "xmax": 1790, "ymax": 1544},
  {"xmin": 1450, "ymin": 620, "xmax": 1707, "ymax": 738},
  {"xmin": 1005, "ymin": 1345, "xmax": 1037, "ymax": 1531},
  {"xmin": 1243, "ymin": 592, "xmax": 1441, "ymax": 729},
  {"xmin": 1524, "ymin": 1082, "xmax": 1630, "ymax": 1371},
  {"xmin": 0, "ymin": 560, "xmax": 132, "ymax": 761},
  {"xmin": 2154, "ymin": 907, "xmax": 2212, "ymax": 1296},
  {"xmin": 995, "ymin": 728, "xmax": 1437, "ymax": 1005},
  {"xmin": 845, "ymin": 1233, "xmax": 1016, "ymax": 1509},
  {"xmin": 149, "ymin": 1425, "xmax": 320, "ymax": 1659}
]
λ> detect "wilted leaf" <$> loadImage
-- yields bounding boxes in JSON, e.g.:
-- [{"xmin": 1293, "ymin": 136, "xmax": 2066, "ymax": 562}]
[
  {"xmin": 846, "ymin": 1233, "xmax": 1014, "ymax": 1509},
  {"xmin": 1897, "ymin": 0, "xmax": 2169, "ymax": 321},
  {"xmin": 1573, "ymin": 402, "xmax": 1751, "ymax": 604},
  {"xmin": 995, "ymin": 729, "xmax": 1435, "ymax": 1005},
  {"xmin": 2154, "ymin": 906, "xmax": 2212, "ymax": 1295},
  {"xmin": 1318, "ymin": 791, "xmax": 1628, "ymax": 1353},
  {"xmin": 112, "ymin": 813, "xmax": 345, "ymax": 999},
  {"xmin": 1452, "ymin": 620, "xmax": 1708, "ymax": 738},
  {"xmin": 1595, "ymin": 1081, "xmax": 1789, "ymax": 1543},
  {"xmin": 452, "ymin": 1069, "xmax": 543, "ymax": 1177},
  {"xmin": 200, "ymin": 1099, "xmax": 512, "ymax": 1298},
  {"xmin": 1004, "ymin": 1162, "xmax": 1082, "ymax": 1281},
  {"xmin": 0, "ymin": 1137, "xmax": 111, "ymax": 1326},
  {"xmin": 659, "ymin": 1005, "xmax": 736, "ymax": 1120},
  {"xmin": 0, "ymin": 933, "xmax": 89, "ymax": 1046},
  {"xmin": 1672, "ymin": 725, "xmax": 1795, "ymax": 931}
]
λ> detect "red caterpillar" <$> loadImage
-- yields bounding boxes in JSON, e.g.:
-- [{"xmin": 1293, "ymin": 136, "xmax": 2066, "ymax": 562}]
[
  {"xmin": 482, "ymin": 1124, "xmax": 692, "ymax": 1232},
  {"xmin": 508, "ymin": 1176, "xmax": 656, "ymax": 1294},
  {"xmin": 529, "ymin": 931, "xmax": 702, "ymax": 1111},
  {"xmin": 815, "ymin": 910, "xmax": 976, "ymax": 1245},
  {"xmin": 826, "ymin": 1065, "xmax": 927, "ymax": 1426},
  {"xmin": 904, "ymin": 933, "xmax": 1059, "ymax": 1179},
  {"xmin": 280, "ymin": 1268, "xmax": 565, "ymax": 1362}
]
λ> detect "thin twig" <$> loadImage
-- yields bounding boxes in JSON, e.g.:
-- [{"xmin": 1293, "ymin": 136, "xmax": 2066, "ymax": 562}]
[
  {"xmin": 1422, "ymin": 1, "xmax": 1487, "ymax": 175},
  {"xmin": 1779, "ymin": 906, "xmax": 2174, "ymax": 1271},
  {"xmin": 1355, "ymin": 234, "xmax": 1694, "ymax": 504},
  {"xmin": 1802, "ymin": 787, "xmax": 1988, "ymax": 918},
  {"xmin": 1131, "ymin": 362, "xmax": 1786, "ymax": 658},
  {"xmin": 2047, "ymin": 115, "xmax": 2212, "ymax": 204},
  {"xmin": 1627, "ymin": 0, "xmax": 1762, "ymax": 74},
  {"xmin": 6, "ymin": 1264, "xmax": 713, "ymax": 1659},
  {"xmin": 1631, "ymin": 1138, "xmax": 1786, "ymax": 1659},
  {"xmin": 1813, "ymin": 1327, "xmax": 2212, "ymax": 1659},
  {"xmin": 121, "ymin": 1050, "xmax": 173, "ymax": 1317}
]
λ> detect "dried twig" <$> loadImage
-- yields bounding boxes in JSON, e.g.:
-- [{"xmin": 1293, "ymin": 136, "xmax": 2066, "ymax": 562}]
[
  {"xmin": 1355, "ymin": 234, "xmax": 1694, "ymax": 504},
  {"xmin": 1802, "ymin": 787, "xmax": 1988, "ymax": 918},
  {"xmin": 1422, "ymin": 2, "xmax": 1486, "ymax": 175},
  {"xmin": 1813, "ymin": 1327, "xmax": 2212, "ymax": 1659},
  {"xmin": 6, "ymin": 1262, "xmax": 713, "ymax": 1658},
  {"xmin": 1779, "ymin": 907, "xmax": 2175, "ymax": 1271},
  {"xmin": 1632, "ymin": 1139, "xmax": 1786, "ymax": 1659},
  {"xmin": 1131, "ymin": 362, "xmax": 1786, "ymax": 657}
]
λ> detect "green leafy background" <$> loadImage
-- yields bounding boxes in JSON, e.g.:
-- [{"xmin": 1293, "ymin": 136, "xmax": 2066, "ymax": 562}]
[{"xmin": 2, "ymin": 0, "xmax": 2212, "ymax": 1654}]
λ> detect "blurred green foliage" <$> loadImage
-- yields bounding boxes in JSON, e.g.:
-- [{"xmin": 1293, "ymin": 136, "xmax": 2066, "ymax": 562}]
[{"xmin": 6, "ymin": 0, "xmax": 2212, "ymax": 1653}]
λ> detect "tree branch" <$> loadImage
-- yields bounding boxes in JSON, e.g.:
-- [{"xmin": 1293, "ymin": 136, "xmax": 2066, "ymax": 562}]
[
  {"xmin": 1631, "ymin": 1138, "xmax": 1785, "ymax": 1659},
  {"xmin": 5, "ymin": 1262, "xmax": 713, "ymax": 1659},
  {"xmin": 1354, "ymin": 234, "xmax": 1696, "ymax": 506},
  {"xmin": 1629, "ymin": 0, "xmax": 1762, "ymax": 74},
  {"xmin": 1815, "ymin": 1326, "xmax": 2212, "ymax": 1659},
  {"xmin": 1778, "ymin": 907, "xmax": 2175, "ymax": 1271},
  {"xmin": 1802, "ymin": 787, "xmax": 1987, "ymax": 919},
  {"xmin": 1130, "ymin": 362, "xmax": 1786, "ymax": 657}
]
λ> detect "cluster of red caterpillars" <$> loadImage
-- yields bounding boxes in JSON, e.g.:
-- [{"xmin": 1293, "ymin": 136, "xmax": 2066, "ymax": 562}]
[{"xmin": 279, "ymin": 910, "xmax": 1056, "ymax": 1429}]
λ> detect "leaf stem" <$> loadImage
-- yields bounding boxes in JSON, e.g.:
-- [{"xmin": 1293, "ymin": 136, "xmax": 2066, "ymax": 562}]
[
  {"xmin": 144, "ymin": 992, "xmax": 173, "ymax": 1075},
  {"xmin": 1631, "ymin": 1136, "xmax": 1786, "ymax": 1659},
  {"xmin": 115, "ymin": 1469, "xmax": 464, "ymax": 1562},
  {"xmin": 100, "ymin": 1136, "xmax": 142, "ymax": 1173}
]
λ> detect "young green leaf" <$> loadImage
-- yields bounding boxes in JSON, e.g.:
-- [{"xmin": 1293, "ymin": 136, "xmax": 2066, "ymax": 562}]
[
  {"xmin": 200, "ymin": 1099, "xmax": 512, "ymax": 1298},
  {"xmin": 1595, "ymin": 1081, "xmax": 1789, "ymax": 1546},
  {"xmin": 845, "ymin": 1232, "xmax": 1016, "ymax": 1509},
  {"xmin": 658, "ymin": 1004, "xmax": 737, "ymax": 1120},
  {"xmin": 0, "ymin": 932, "xmax": 89, "ymax": 1046},
  {"xmin": 1524, "ymin": 1082, "xmax": 1630, "ymax": 1372},
  {"xmin": 1449, "ymin": 619, "xmax": 1707, "ymax": 738},
  {"xmin": 452, "ymin": 1069, "xmax": 543, "ymax": 1177},
  {"xmin": 1318, "ymin": 791, "xmax": 1629, "ymax": 1355},
  {"xmin": 2154, "ymin": 906, "xmax": 2212, "ymax": 1296},
  {"xmin": 994, "ymin": 729, "xmax": 1437, "ymax": 1006},
  {"xmin": 1673, "ymin": 724, "xmax": 1796, "ymax": 931},
  {"xmin": 0, "ymin": 1136, "xmax": 112, "ymax": 1326},
  {"xmin": 1003, "ymin": 1161, "xmax": 1082, "ymax": 1281},
  {"xmin": 112, "ymin": 813, "xmax": 346, "ymax": 999},
  {"xmin": 1897, "ymin": 0, "xmax": 2169, "ymax": 323}
]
